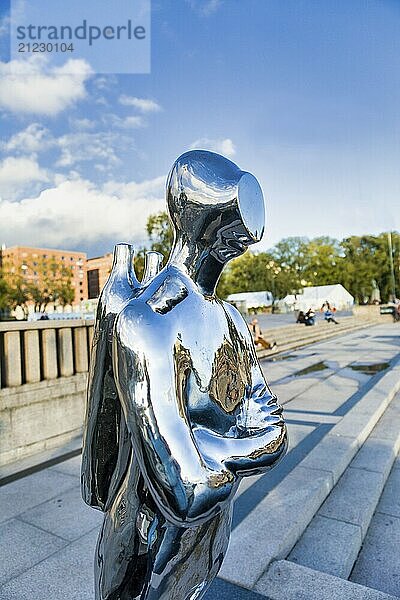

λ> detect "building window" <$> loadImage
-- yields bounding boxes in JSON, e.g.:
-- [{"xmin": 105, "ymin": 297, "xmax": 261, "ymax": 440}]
[{"xmin": 87, "ymin": 269, "xmax": 100, "ymax": 299}]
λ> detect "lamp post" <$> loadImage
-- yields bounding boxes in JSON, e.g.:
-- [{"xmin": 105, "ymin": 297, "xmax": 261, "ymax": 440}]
[{"xmin": 388, "ymin": 232, "xmax": 396, "ymax": 302}]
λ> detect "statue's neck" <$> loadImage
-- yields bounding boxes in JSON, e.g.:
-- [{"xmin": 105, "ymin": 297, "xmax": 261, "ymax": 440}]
[{"xmin": 167, "ymin": 235, "xmax": 224, "ymax": 297}]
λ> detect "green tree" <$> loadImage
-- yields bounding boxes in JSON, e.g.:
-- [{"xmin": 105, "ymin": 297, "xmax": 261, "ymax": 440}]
[
  {"xmin": 133, "ymin": 248, "xmax": 146, "ymax": 282},
  {"xmin": 340, "ymin": 232, "xmax": 400, "ymax": 303},
  {"xmin": 0, "ymin": 274, "xmax": 11, "ymax": 311},
  {"xmin": 7, "ymin": 275, "xmax": 31, "ymax": 319},
  {"xmin": 146, "ymin": 211, "xmax": 174, "ymax": 257},
  {"xmin": 301, "ymin": 237, "xmax": 343, "ymax": 287},
  {"xmin": 27, "ymin": 257, "xmax": 75, "ymax": 312},
  {"xmin": 217, "ymin": 251, "xmax": 297, "ymax": 299},
  {"xmin": 143, "ymin": 210, "xmax": 400, "ymax": 305},
  {"xmin": 2, "ymin": 256, "xmax": 75, "ymax": 317}
]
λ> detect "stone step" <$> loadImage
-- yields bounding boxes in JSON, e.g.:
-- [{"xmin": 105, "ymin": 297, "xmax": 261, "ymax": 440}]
[
  {"xmin": 218, "ymin": 358, "xmax": 400, "ymax": 590},
  {"xmin": 350, "ymin": 458, "xmax": 400, "ymax": 597},
  {"xmin": 257, "ymin": 318, "xmax": 384, "ymax": 358},
  {"xmin": 287, "ymin": 391, "xmax": 400, "ymax": 579},
  {"xmin": 253, "ymin": 560, "xmax": 399, "ymax": 600}
]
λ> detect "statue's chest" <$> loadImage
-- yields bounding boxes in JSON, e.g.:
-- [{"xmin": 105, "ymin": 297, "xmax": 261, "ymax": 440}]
[{"xmin": 175, "ymin": 315, "xmax": 252, "ymax": 423}]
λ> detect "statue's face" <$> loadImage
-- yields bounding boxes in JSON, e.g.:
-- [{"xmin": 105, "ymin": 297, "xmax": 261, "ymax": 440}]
[{"xmin": 167, "ymin": 150, "xmax": 265, "ymax": 265}]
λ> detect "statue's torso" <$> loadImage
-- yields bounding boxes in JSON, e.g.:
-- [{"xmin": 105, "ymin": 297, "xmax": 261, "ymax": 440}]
[{"xmin": 118, "ymin": 267, "xmax": 256, "ymax": 436}]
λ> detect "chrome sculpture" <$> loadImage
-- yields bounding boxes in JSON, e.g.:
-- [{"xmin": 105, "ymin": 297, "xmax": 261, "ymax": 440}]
[{"xmin": 82, "ymin": 150, "xmax": 287, "ymax": 600}]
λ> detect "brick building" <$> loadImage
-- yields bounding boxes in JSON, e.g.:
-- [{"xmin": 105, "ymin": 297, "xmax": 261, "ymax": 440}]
[
  {"xmin": 86, "ymin": 252, "xmax": 113, "ymax": 299},
  {"xmin": 0, "ymin": 245, "xmax": 88, "ymax": 306}
]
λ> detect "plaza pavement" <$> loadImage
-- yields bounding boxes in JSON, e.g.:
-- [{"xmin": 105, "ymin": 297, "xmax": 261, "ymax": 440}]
[{"xmin": 0, "ymin": 322, "xmax": 399, "ymax": 599}]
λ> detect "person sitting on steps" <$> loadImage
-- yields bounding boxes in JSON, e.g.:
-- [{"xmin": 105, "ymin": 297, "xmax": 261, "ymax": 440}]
[{"xmin": 250, "ymin": 317, "xmax": 277, "ymax": 350}]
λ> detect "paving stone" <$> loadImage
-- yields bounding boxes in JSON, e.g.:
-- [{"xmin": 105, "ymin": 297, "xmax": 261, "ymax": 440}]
[
  {"xmin": 286, "ymin": 377, "xmax": 358, "ymax": 413},
  {"xmin": 351, "ymin": 437, "xmax": 397, "ymax": 479},
  {"xmin": 300, "ymin": 433, "xmax": 359, "ymax": 484},
  {"xmin": 337, "ymin": 366, "xmax": 371, "ymax": 385},
  {"xmin": 0, "ymin": 527, "xmax": 98, "ymax": 600},
  {"xmin": 0, "ymin": 519, "xmax": 66, "ymax": 586},
  {"xmin": 350, "ymin": 513, "xmax": 400, "ymax": 597},
  {"xmin": 377, "ymin": 466, "xmax": 400, "ymax": 518},
  {"xmin": 205, "ymin": 578, "xmax": 268, "ymax": 599},
  {"xmin": 19, "ymin": 485, "xmax": 103, "ymax": 541},
  {"xmin": 0, "ymin": 469, "xmax": 79, "ymax": 523},
  {"xmin": 369, "ymin": 395, "xmax": 400, "ymax": 443},
  {"xmin": 219, "ymin": 466, "xmax": 332, "ymax": 589},
  {"xmin": 319, "ymin": 467, "xmax": 384, "ymax": 536},
  {"xmin": 287, "ymin": 514, "xmax": 362, "ymax": 579},
  {"xmin": 284, "ymin": 411, "xmax": 340, "ymax": 424},
  {"xmin": 49, "ymin": 454, "xmax": 82, "ymax": 478},
  {"xmin": 234, "ymin": 423, "xmax": 313, "ymax": 502},
  {"xmin": 270, "ymin": 377, "xmax": 323, "ymax": 405},
  {"xmin": 255, "ymin": 560, "xmax": 399, "ymax": 600},
  {"xmin": 332, "ymin": 396, "xmax": 388, "ymax": 444}
]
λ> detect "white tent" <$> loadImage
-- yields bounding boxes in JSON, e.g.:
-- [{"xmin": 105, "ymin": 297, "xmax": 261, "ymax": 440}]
[
  {"xmin": 227, "ymin": 291, "xmax": 273, "ymax": 312},
  {"xmin": 280, "ymin": 284, "xmax": 354, "ymax": 312}
]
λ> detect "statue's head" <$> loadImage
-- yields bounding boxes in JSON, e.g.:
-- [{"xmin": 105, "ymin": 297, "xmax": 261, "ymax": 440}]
[{"xmin": 166, "ymin": 150, "xmax": 265, "ymax": 265}]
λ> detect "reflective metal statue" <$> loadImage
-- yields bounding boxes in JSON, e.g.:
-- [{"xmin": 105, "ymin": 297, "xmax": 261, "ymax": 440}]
[{"xmin": 82, "ymin": 150, "xmax": 287, "ymax": 600}]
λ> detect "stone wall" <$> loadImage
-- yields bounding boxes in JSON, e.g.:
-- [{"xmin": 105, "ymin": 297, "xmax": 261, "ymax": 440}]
[{"xmin": 0, "ymin": 319, "xmax": 93, "ymax": 467}]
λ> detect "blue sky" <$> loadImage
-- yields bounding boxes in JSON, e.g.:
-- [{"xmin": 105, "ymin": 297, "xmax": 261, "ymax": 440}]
[{"xmin": 0, "ymin": 0, "xmax": 399, "ymax": 257}]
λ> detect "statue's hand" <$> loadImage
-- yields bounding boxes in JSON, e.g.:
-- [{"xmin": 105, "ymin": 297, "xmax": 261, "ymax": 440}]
[{"xmin": 235, "ymin": 384, "xmax": 283, "ymax": 437}]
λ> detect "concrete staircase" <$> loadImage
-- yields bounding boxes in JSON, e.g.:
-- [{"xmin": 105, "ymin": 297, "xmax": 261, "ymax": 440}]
[
  {"xmin": 219, "ymin": 357, "xmax": 400, "ymax": 599},
  {"xmin": 257, "ymin": 314, "xmax": 392, "ymax": 358}
]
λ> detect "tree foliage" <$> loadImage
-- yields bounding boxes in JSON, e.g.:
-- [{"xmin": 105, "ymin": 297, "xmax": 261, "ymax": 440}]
[
  {"xmin": 143, "ymin": 211, "xmax": 399, "ymax": 304},
  {"xmin": 146, "ymin": 211, "xmax": 174, "ymax": 257},
  {"xmin": 1, "ymin": 256, "xmax": 75, "ymax": 317},
  {"xmin": 0, "ymin": 275, "xmax": 11, "ymax": 311}
]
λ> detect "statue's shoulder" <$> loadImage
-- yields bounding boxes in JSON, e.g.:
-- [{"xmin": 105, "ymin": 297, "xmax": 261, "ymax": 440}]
[
  {"xmin": 221, "ymin": 298, "xmax": 245, "ymax": 322},
  {"xmin": 114, "ymin": 298, "xmax": 165, "ymax": 357},
  {"xmin": 221, "ymin": 299, "xmax": 251, "ymax": 337},
  {"xmin": 114, "ymin": 268, "xmax": 197, "ymax": 352}
]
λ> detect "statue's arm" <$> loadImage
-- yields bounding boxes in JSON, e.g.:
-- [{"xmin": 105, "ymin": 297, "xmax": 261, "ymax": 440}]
[
  {"xmin": 113, "ymin": 308, "xmax": 237, "ymax": 527},
  {"xmin": 193, "ymin": 302, "xmax": 287, "ymax": 476}
]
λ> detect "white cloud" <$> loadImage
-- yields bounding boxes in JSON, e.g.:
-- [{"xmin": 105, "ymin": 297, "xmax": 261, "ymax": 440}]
[
  {"xmin": 0, "ymin": 56, "xmax": 92, "ymax": 116},
  {"xmin": 56, "ymin": 132, "xmax": 121, "ymax": 168},
  {"xmin": 2, "ymin": 120, "xmax": 136, "ymax": 172},
  {"xmin": 93, "ymin": 75, "xmax": 117, "ymax": 91},
  {"xmin": 0, "ymin": 156, "xmax": 49, "ymax": 199},
  {"xmin": 69, "ymin": 117, "xmax": 96, "ymax": 131},
  {"xmin": 189, "ymin": 137, "xmax": 236, "ymax": 157},
  {"xmin": 119, "ymin": 95, "xmax": 162, "ymax": 113},
  {"xmin": 3, "ymin": 123, "xmax": 52, "ymax": 154},
  {"xmin": 0, "ymin": 176, "xmax": 165, "ymax": 248},
  {"xmin": 106, "ymin": 113, "xmax": 145, "ymax": 129}
]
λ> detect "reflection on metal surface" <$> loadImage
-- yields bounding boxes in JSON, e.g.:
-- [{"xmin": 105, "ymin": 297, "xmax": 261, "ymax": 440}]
[
  {"xmin": 142, "ymin": 251, "xmax": 163, "ymax": 286},
  {"xmin": 81, "ymin": 245, "xmax": 162, "ymax": 511},
  {"xmin": 82, "ymin": 150, "xmax": 287, "ymax": 599}
]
